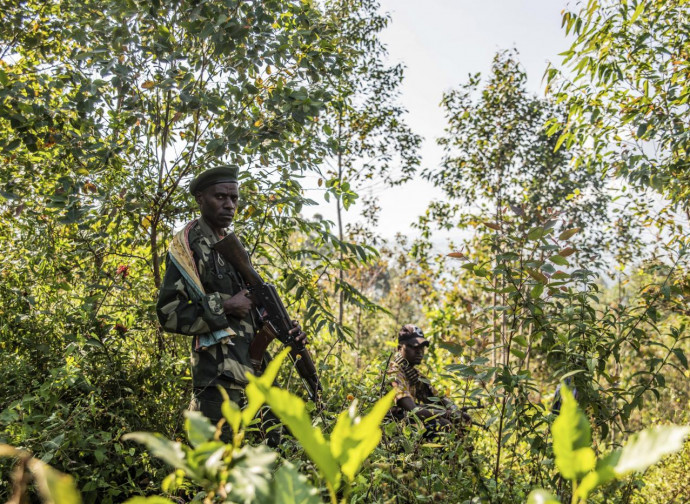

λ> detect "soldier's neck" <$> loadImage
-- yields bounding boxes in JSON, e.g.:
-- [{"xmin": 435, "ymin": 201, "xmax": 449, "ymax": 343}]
[{"xmin": 199, "ymin": 216, "xmax": 227, "ymax": 239}]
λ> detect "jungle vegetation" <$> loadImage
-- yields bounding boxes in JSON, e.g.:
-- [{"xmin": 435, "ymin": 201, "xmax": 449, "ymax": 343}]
[{"xmin": 1, "ymin": 0, "xmax": 689, "ymax": 503}]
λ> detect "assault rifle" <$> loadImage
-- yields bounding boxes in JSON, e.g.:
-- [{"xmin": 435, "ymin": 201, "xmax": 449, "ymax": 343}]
[
  {"xmin": 213, "ymin": 232, "xmax": 322, "ymax": 403},
  {"xmin": 446, "ymin": 398, "xmax": 486, "ymax": 432}
]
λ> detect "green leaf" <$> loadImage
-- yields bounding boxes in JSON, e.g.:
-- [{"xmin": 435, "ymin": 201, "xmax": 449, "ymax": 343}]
[
  {"xmin": 531, "ymin": 284, "xmax": 544, "ymax": 298},
  {"xmin": 630, "ymin": 2, "xmax": 645, "ymax": 22},
  {"xmin": 123, "ymin": 498, "xmax": 178, "ymax": 504},
  {"xmin": 254, "ymin": 381, "xmax": 339, "ymax": 489},
  {"xmin": 558, "ymin": 228, "xmax": 581, "ymax": 240},
  {"xmin": 613, "ymin": 425, "xmax": 690, "ymax": 476},
  {"xmin": 549, "ymin": 255, "xmax": 569, "ymax": 266},
  {"xmin": 527, "ymin": 489, "xmax": 561, "ymax": 504},
  {"xmin": 527, "ymin": 227, "xmax": 547, "ymax": 240},
  {"xmin": 552, "ymin": 386, "xmax": 595, "ymax": 480},
  {"xmin": 219, "ymin": 391, "xmax": 242, "ymax": 439},
  {"xmin": 672, "ymin": 348, "xmax": 688, "ymax": 369},
  {"xmin": 122, "ymin": 433, "xmax": 187, "ymax": 471},
  {"xmin": 330, "ymin": 390, "xmax": 395, "ymax": 482},
  {"xmin": 575, "ymin": 450, "xmax": 620, "ymax": 500},
  {"xmin": 242, "ymin": 347, "xmax": 291, "ymax": 426},
  {"xmin": 273, "ymin": 462, "xmax": 322, "ymax": 504},
  {"xmin": 513, "ymin": 335, "xmax": 528, "ymax": 347},
  {"xmin": 28, "ymin": 459, "xmax": 83, "ymax": 504},
  {"xmin": 226, "ymin": 445, "xmax": 275, "ymax": 502},
  {"xmin": 185, "ymin": 411, "xmax": 216, "ymax": 447},
  {"xmin": 510, "ymin": 348, "xmax": 526, "ymax": 359}
]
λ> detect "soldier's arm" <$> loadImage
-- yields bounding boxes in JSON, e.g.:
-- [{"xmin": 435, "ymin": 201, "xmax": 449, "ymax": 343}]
[
  {"xmin": 156, "ymin": 257, "xmax": 231, "ymax": 335},
  {"xmin": 397, "ymin": 396, "xmax": 447, "ymax": 424}
]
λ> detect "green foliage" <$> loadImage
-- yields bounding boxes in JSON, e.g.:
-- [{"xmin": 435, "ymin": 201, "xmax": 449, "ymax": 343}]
[
  {"xmin": 428, "ymin": 50, "xmax": 610, "ymax": 252},
  {"xmin": 0, "ymin": 0, "xmax": 396, "ymax": 500},
  {"xmin": 528, "ymin": 386, "xmax": 690, "ymax": 503},
  {"xmin": 552, "ymin": 387, "xmax": 596, "ymax": 481},
  {"xmin": 0, "ymin": 444, "xmax": 82, "ymax": 504},
  {"xmin": 124, "ymin": 348, "xmax": 394, "ymax": 503},
  {"xmin": 548, "ymin": 0, "xmax": 690, "ymax": 215}
]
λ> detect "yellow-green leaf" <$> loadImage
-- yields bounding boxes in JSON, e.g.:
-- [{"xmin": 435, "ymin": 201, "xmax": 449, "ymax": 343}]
[
  {"xmin": 558, "ymin": 228, "xmax": 581, "ymax": 240},
  {"xmin": 552, "ymin": 386, "xmax": 594, "ymax": 480},
  {"xmin": 331, "ymin": 390, "xmax": 395, "ymax": 482},
  {"xmin": 28, "ymin": 459, "xmax": 83, "ymax": 504},
  {"xmin": 527, "ymin": 489, "xmax": 561, "ymax": 504},
  {"xmin": 256, "ymin": 383, "xmax": 340, "ymax": 488},
  {"xmin": 242, "ymin": 347, "xmax": 291, "ymax": 425}
]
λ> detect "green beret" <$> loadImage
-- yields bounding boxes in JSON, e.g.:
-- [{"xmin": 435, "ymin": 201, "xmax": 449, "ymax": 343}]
[{"xmin": 189, "ymin": 165, "xmax": 239, "ymax": 195}]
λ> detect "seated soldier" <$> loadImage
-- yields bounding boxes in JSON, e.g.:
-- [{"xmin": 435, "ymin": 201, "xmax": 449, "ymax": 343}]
[{"xmin": 387, "ymin": 324, "xmax": 469, "ymax": 433}]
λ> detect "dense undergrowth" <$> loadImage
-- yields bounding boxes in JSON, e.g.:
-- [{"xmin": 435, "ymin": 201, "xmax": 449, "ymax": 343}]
[{"xmin": 3, "ymin": 0, "xmax": 690, "ymax": 502}]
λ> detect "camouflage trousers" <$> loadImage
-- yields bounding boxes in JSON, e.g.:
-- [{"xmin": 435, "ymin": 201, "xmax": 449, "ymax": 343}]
[{"xmin": 189, "ymin": 385, "xmax": 282, "ymax": 446}]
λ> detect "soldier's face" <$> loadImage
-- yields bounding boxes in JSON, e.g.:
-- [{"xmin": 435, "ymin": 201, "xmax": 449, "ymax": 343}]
[
  {"xmin": 401, "ymin": 343, "xmax": 425, "ymax": 366},
  {"xmin": 196, "ymin": 182, "xmax": 239, "ymax": 232}
]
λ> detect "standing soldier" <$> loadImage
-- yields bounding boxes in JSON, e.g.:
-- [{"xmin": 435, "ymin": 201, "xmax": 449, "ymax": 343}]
[{"xmin": 156, "ymin": 165, "xmax": 305, "ymax": 442}]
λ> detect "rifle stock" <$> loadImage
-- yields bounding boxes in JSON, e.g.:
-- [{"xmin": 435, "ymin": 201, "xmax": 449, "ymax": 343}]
[{"xmin": 213, "ymin": 232, "xmax": 322, "ymax": 403}]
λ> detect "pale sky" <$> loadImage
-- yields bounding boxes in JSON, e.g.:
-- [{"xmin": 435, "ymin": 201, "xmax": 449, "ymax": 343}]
[{"xmin": 305, "ymin": 0, "xmax": 573, "ymax": 241}]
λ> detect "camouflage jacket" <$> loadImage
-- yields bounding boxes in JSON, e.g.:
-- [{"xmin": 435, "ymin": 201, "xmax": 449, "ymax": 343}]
[
  {"xmin": 156, "ymin": 217, "xmax": 258, "ymax": 389},
  {"xmin": 386, "ymin": 352, "xmax": 441, "ymax": 419}
]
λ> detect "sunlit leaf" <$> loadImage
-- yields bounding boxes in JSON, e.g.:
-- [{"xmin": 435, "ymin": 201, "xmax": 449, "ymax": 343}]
[
  {"xmin": 527, "ymin": 489, "xmax": 561, "ymax": 504},
  {"xmin": 255, "ymin": 382, "xmax": 339, "ymax": 488},
  {"xmin": 613, "ymin": 425, "xmax": 690, "ymax": 475},
  {"xmin": 574, "ymin": 450, "xmax": 619, "ymax": 500},
  {"xmin": 28, "ymin": 458, "xmax": 83, "ymax": 504},
  {"xmin": 184, "ymin": 411, "xmax": 216, "ymax": 447},
  {"xmin": 219, "ymin": 389, "xmax": 242, "ymax": 439},
  {"xmin": 552, "ymin": 386, "xmax": 595, "ymax": 480},
  {"xmin": 331, "ymin": 390, "xmax": 395, "ymax": 482},
  {"xmin": 122, "ymin": 433, "xmax": 187, "ymax": 471},
  {"xmin": 558, "ymin": 228, "xmax": 581, "ymax": 240},
  {"xmin": 242, "ymin": 347, "xmax": 290, "ymax": 425},
  {"xmin": 273, "ymin": 462, "xmax": 322, "ymax": 504}
]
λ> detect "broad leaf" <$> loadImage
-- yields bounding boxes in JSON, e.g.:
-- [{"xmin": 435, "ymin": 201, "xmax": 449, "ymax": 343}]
[
  {"xmin": 28, "ymin": 459, "xmax": 83, "ymax": 504},
  {"xmin": 122, "ymin": 433, "xmax": 187, "ymax": 471},
  {"xmin": 575, "ymin": 450, "xmax": 620, "ymax": 500},
  {"xmin": 184, "ymin": 410, "xmax": 216, "ymax": 448},
  {"xmin": 613, "ymin": 425, "xmax": 690, "ymax": 475},
  {"xmin": 558, "ymin": 228, "xmax": 581, "ymax": 240},
  {"xmin": 225, "ymin": 445, "xmax": 276, "ymax": 503},
  {"xmin": 552, "ymin": 386, "xmax": 595, "ymax": 480},
  {"xmin": 242, "ymin": 347, "xmax": 291, "ymax": 426},
  {"xmin": 219, "ymin": 390, "xmax": 243, "ymax": 441},
  {"xmin": 527, "ymin": 489, "xmax": 561, "ymax": 504},
  {"xmin": 255, "ymin": 382, "xmax": 340, "ymax": 489},
  {"xmin": 330, "ymin": 390, "xmax": 395, "ymax": 482},
  {"xmin": 273, "ymin": 462, "xmax": 322, "ymax": 504}
]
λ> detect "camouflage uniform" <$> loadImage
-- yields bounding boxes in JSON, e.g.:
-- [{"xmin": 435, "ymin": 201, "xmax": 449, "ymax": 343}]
[
  {"xmin": 156, "ymin": 217, "xmax": 260, "ymax": 425},
  {"xmin": 386, "ymin": 352, "xmax": 443, "ymax": 421}
]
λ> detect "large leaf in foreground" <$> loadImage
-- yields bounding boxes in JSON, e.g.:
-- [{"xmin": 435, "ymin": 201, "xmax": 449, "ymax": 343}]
[
  {"xmin": 273, "ymin": 462, "xmax": 322, "ymax": 504},
  {"xmin": 613, "ymin": 424, "xmax": 690, "ymax": 475},
  {"xmin": 330, "ymin": 390, "xmax": 395, "ymax": 481},
  {"xmin": 552, "ymin": 386, "xmax": 596, "ymax": 480},
  {"xmin": 252, "ymin": 379, "xmax": 339, "ymax": 489}
]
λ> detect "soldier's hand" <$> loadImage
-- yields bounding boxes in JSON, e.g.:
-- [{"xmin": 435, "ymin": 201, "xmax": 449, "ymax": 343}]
[
  {"xmin": 289, "ymin": 320, "xmax": 308, "ymax": 346},
  {"xmin": 223, "ymin": 289, "xmax": 254, "ymax": 318}
]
